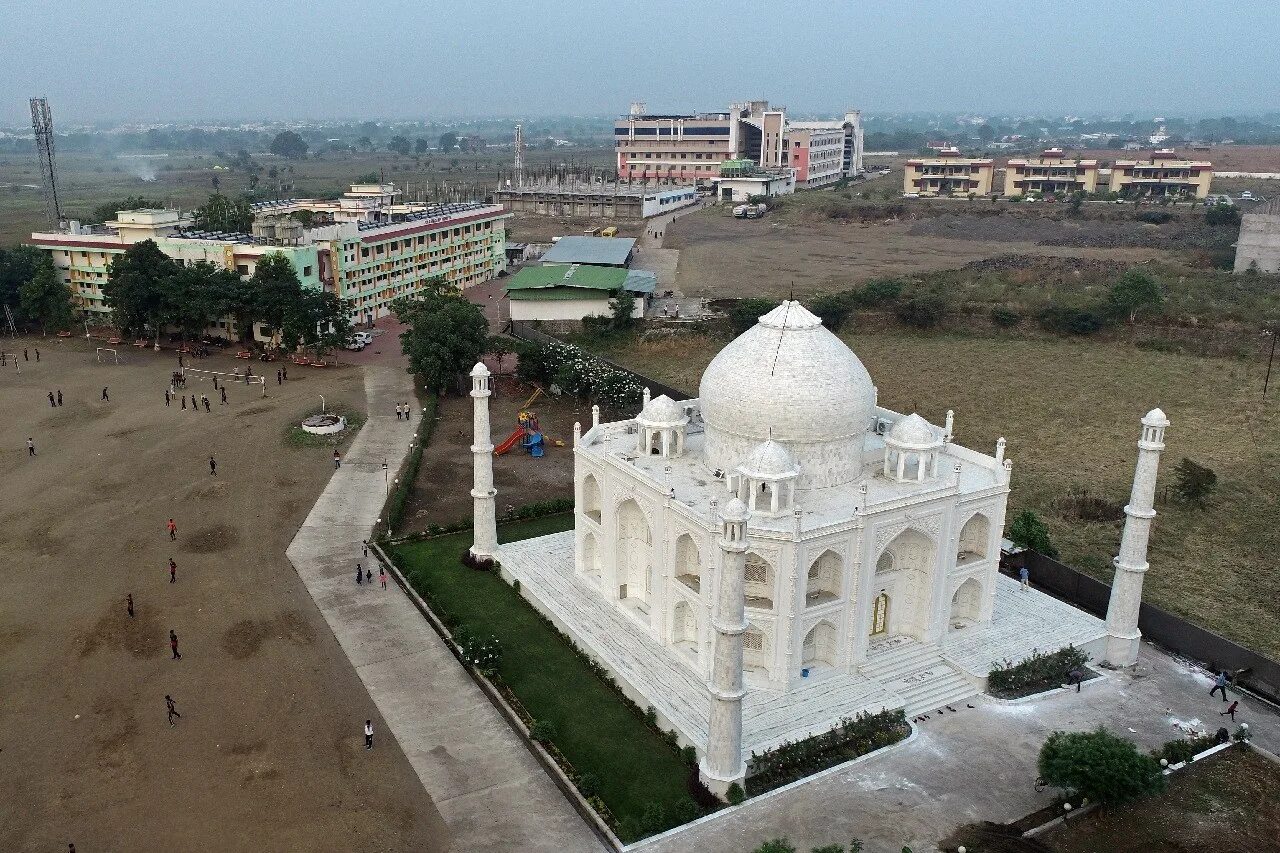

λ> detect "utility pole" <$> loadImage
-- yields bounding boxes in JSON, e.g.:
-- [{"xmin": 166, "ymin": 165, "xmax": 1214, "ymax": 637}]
[{"xmin": 1264, "ymin": 328, "xmax": 1277, "ymax": 400}]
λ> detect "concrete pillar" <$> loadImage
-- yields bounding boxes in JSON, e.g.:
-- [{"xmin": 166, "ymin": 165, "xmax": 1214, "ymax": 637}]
[
  {"xmin": 469, "ymin": 362, "xmax": 498, "ymax": 559},
  {"xmin": 700, "ymin": 496, "xmax": 749, "ymax": 798},
  {"xmin": 1104, "ymin": 408, "xmax": 1170, "ymax": 668}
]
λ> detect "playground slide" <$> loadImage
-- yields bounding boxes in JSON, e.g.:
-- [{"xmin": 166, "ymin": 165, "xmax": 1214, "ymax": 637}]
[{"xmin": 494, "ymin": 428, "xmax": 524, "ymax": 456}]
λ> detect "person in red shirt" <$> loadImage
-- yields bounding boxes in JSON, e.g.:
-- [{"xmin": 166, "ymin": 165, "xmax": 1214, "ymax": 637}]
[
  {"xmin": 169, "ymin": 558, "xmax": 177, "ymax": 583},
  {"xmin": 170, "ymin": 629, "xmax": 181, "ymax": 660},
  {"xmin": 167, "ymin": 519, "xmax": 177, "ymax": 541}
]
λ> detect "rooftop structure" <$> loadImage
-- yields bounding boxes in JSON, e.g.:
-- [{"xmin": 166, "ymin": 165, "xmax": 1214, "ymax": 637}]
[
  {"xmin": 541, "ymin": 236, "xmax": 636, "ymax": 267},
  {"xmin": 504, "ymin": 264, "xmax": 655, "ymax": 323},
  {"xmin": 495, "ymin": 181, "xmax": 697, "ymax": 219}
]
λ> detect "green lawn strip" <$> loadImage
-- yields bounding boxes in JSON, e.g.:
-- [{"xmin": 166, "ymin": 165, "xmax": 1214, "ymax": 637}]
[{"xmin": 392, "ymin": 517, "xmax": 695, "ymax": 840}]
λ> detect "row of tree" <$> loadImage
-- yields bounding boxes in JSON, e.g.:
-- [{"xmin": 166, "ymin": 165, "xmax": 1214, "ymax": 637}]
[
  {"xmin": 0, "ymin": 245, "xmax": 75, "ymax": 334},
  {"xmin": 103, "ymin": 241, "xmax": 351, "ymax": 356}
]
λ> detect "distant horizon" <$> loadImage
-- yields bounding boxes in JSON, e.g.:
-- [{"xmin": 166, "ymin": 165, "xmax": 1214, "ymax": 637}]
[{"xmin": 2, "ymin": 0, "xmax": 1277, "ymax": 126}]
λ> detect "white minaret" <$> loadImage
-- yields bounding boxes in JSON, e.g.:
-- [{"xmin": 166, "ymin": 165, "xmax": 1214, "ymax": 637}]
[
  {"xmin": 700, "ymin": 495, "xmax": 749, "ymax": 798},
  {"xmin": 1103, "ymin": 408, "xmax": 1170, "ymax": 668},
  {"xmin": 469, "ymin": 362, "xmax": 498, "ymax": 560}
]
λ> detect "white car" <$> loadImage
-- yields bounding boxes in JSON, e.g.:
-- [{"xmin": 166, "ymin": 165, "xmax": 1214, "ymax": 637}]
[{"xmin": 352, "ymin": 331, "xmax": 374, "ymax": 346}]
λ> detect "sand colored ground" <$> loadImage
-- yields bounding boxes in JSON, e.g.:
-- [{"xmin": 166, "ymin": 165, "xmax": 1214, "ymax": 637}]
[{"xmin": 0, "ymin": 337, "xmax": 445, "ymax": 852}]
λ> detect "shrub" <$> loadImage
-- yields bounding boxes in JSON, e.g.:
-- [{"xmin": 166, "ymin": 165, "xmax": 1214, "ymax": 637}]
[
  {"xmin": 681, "ymin": 745, "xmax": 697, "ymax": 766},
  {"xmin": 989, "ymin": 306, "xmax": 1021, "ymax": 328},
  {"xmin": 1038, "ymin": 728, "xmax": 1165, "ymax": 804},
  {"xmin": 1173, "ymin": 458, "xmax": 1217, "ymax": 507},
  {"xmin": 528, "ymin": 719, "xmax": 557, "ymax": 744},
  {"xmin": 1036, "ymin": 305, "xmax": 1105, "ymax": 336},
  {"xmin": 988, "ymin": 645, "xmax": 1090, "ymax": 698},
  {"xmin": 807, "ymin": 293, "xmax": 855, "ymax": 331},
  {"xmin": 1008, "ymin": 509, "xmax": 1058, "ymax": 558},
  {"xmin": 725, "ymin": 782, "xmax": 746, "ymax": 805},
  {"xmin": 751, "ymin": 841, "xmax": 796, "ymax": 853},
  {"xmin": 1155, "ymin": 733, "xmax": 1219, "ymax": 765},
  {"xmin": 458, "ymin": 632, "xmax": 502, "ymax": 676},
  {"xmin": 894, "ymin": 293, "xmax": 947, "ymax": 329},
  {"xmin": 671, "ymin": 797, "xmax": 701, "ymax": 825},
  {"xmin": 576, "ymin": 771, "xmax": 599, "ymax": 797},
  {"xmin": 580, "ymin": 314, "xmax": 612, "ymax": 338},
  {"xmin": 851, "ymin": 278, "xmax": 902, "ymax": 307},
  {"xmin": 1136, "ymin": 209, "xmax": 1173, "ymax": 224},
  {"xmin": 746, "ymin": 708, "xmax": 910, "ymax": 793},
  {"xmin": 730, "ymin": 298, "xmax": 779, "ymax": 336},
  {"xmin": 1205, "ymin": 202, "xmax": 1241, "ymax": 227},
  {"xmin": 1106, "ymin": 268, "xmax": 1162, "ymax": 323},
  {"xmin": 639, "ymin": 801, "xmax": 667, "ymax": 836},
  {"xmin": 644, "ymin": 705, "xmax": 658, "ymax": 726}
]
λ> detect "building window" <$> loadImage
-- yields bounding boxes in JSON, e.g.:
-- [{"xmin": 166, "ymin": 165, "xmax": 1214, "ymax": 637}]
[{"xmin": 303, "ymin": 265, "xmax": 313, "ymax": 277}]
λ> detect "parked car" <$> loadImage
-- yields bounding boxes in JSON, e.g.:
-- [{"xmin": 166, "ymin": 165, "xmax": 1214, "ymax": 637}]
[
  {"xmin": 353, "ymin": 331, "xmax": 374, "ymax": 346},
  {"xmin": 344, "ymin": 339, "xmax": 365, "ymax": 352},
  {"xmin": 732, "ymin": 204, "xmax": 748, "ymax": 217}
]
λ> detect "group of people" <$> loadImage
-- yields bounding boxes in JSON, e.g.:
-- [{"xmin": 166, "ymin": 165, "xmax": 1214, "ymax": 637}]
[
  {"xmin": 2, "ymin": 347, "xmax": 40, "ymax": 366},
  {"xmin": 394, "ymin": 402, "xmax": 413, "ymax": 420},
  {"xmin": 166, "ymin": 387, "xmax": 222, "ymax": 411}
]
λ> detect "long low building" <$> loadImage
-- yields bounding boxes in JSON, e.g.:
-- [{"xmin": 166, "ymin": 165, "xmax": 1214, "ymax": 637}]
[
  {"xmin": 28, "ymin": 184, "xmax": 511, "ymax": 328},
  {"xmin": 505, "ymin": 263, "xmax": 655, "ymax": 322},
  {"xmin": 496, "ymin": 181, "xmax": 697, "ymax": 219}
]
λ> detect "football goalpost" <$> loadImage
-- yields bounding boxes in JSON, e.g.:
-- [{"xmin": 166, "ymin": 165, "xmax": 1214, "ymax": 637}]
[
  {"xmin": 180, "ymin": 365, "xmax": 267, "ymax": 398},
  {"xmin": 96, "ymin": 347, "xmax": 120, "ymax": 364}
]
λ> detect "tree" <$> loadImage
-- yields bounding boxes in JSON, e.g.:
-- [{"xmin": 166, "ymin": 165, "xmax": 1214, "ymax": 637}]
[
  {"xmin": 104, "ymin": 239, "xmax": 180, "ymax": 342},
  {"xmin": 356, "ymin": 136, "xmax": 374, "ymax": 152},
  {"xmin": 0, "ymin": 244, "xmax": 43, "ymax": 320},
  {"xmin": 89, "ymin": 196, "xmax": 163, "ymax": 224},
  {"xmin": 1107, "ymin": 269, "xmax": 1161, "ymax": 323},
  {"xmin": 1008, "ymin": 509, "xmax": 1058, "ymax": 559},
  {"xmin": 1205, "ymin": 202, "xmax": 1241, "ymax": 227},
  {"xmin": 286, "ymin": 289, "xmax": 352, "ymax": 359},
  {"xmin": 486, "ymin": 335, "xmax": 511, "ymax": 371},
  {"xmin": 438, "ymin": 131, "xmax": 458, "ymax": 152},
  {"xmin": 1038, "ymin": 728, "xmax": 1164, "ymax": 805},
  {"xmin": 193, "ymin": 193, "xmax": 254, "ymax": 233},
  {"xmin": 610, "ymin": 288, "xmax": 636, "ymax": 331},
  {"xmin": 1173, "ymin": 458, "xmax": 1217, "ymax": 507},
  {"xmin": 249, "ymin": 253, "xmax": 305, "ymax": 348},
  {"xmin": 394, "ymin": 293, "xmax": 488, "ymax": 394},
  {"xmin": 19, "ymin": 256, "xmax": 74, "ymax": 333},
  {"xmin": 413, "ymin": 137, "xmax": 431, "ymax": 154},
  {"xmin": 729, "ymin": 298, "xmax": 778, "ymax": 336},
  {"xmin": 269, "ymin": 130, "xmax": 308, "ymax": 160},
  {"xmin": 894, "ymin": 293, "xmax": 947, "ymax": 329},
  {"xmin": 387, "ymin": 135, "xmax": 412, "ymax": 156},
  {"xmin": 807, "ymin": 293, "xmax": 854, "ymax": 331},
  {"xmin": 166, "ymin": 261, "xmax": 236, "ymax": 342}
]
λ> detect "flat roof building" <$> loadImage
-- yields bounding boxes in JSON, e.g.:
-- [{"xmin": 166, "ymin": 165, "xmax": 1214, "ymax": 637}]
[
  {"xmin": 495, "ymin": 182, "xmax": 697, "ymax": 220},
  {"xmin": 615, "ymin": 101, "xmax": 863, "ymax": 189},
  {"xmin": 505, "ymin": 264, "xmax": 655, "ymax": 323},
  {"xmin": 28, "ymin": 184, "xmax": 510, "ymax": 330},
  {"xmin": 903, "ymin": 147, "xmax": 995, "ymax": 196},
  {"xmin": 1004, "ymin": 148, "xmax": 1100, "ymax": 197},
  {"xmin": 1108, "ymin": 149, "xmax": 1213, "ymax": 198}
]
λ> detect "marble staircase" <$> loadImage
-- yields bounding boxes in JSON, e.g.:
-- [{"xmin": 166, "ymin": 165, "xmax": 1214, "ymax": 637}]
[{"xmin": 862, "ymin": 637, "xmax": 978, "ymax": 717}]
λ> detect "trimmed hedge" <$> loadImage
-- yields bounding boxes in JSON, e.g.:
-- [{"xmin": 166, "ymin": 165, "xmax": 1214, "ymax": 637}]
[{"xmin": 989, "ymin": 645, "xmax": 1090, "ymax": 699}]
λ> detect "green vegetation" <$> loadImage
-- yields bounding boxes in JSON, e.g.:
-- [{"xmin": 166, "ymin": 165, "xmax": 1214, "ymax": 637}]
[
  {"xmin": 268, "ymin": 130, "xmax": 309, "ymax": 160},
  {"xmin": 193, "ymin": 192, "xmax": 254, "ymax": 232},
  {"xmin": 391, "ymin": 518, "xmax": 704, "ymax": 842},
  {"xmin": 1173, "ymin": 458, "xmax": 1218, "ymax": 507},
  {"xmin": 18, "ymin": 255, "xmax": 73, "ymax": 333},
  {"xmin": 747, "ymin": 709, "xmax": 910, "ymax": 794},
  {"xmin": 1154, "ymin": 733, "xmax": 1221, "ymax": 765},
  {"xmin": 393, "ymin": 281, "xmax": 488, "ymax": 394},
  {"xmin": 1038, "ymin": 728, "xmax": 1165, "ymax": 805},
  {"xmin": 988, "ymin": 646, "xmax": 1090, "ymax": 699},
  {"xmin": 382, "ymin": 392, "xmax": 436, "ymax": 534},
  {"xmin": 1008, "ymin": 509, "xmax": 1058, "ymax": 558}
]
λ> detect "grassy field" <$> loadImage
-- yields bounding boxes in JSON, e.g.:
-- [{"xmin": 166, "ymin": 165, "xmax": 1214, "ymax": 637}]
[
  {"xmin": 588, "ymin": 329, "xmax": 1280, "ymax": 658},
  {"xmin": 391, "ymin": 516, "xmax": 699, "ymax": 841},
  {"xmin": 0, "ymin": 146, "xmax": 615, "ymax": 246}
]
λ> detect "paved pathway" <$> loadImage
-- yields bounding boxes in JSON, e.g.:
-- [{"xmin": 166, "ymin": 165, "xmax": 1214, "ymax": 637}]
[
  {"xmin": 286, "ymin": 364, "xmax": 602, "ymax": 852},
  {"xmin": 638, "ymin": 642, "xmax": 1280, "ymax": 853}
]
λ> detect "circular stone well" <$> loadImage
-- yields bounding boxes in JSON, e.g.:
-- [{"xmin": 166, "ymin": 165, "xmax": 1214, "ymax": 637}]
[{"xmin": 301, "ymin": 413, "xmax": 346, "ymax": 435}]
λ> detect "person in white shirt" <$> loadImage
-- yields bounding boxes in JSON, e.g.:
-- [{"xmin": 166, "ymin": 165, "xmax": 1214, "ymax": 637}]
[{"xmin": 364, "ymin": 720, "xmax": 374, "ymax": 749}]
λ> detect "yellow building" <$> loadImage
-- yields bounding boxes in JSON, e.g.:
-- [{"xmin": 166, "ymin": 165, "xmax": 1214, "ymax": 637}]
[
  {"xmin": 1003, "ymin": 148, "xmax": 1100, "ymax": 197},
  {"xmin": 903, "ymin": 147, "xmax": 994, "ymax": 196},
  {"xmin": 1108, "ymin": 149, "xmax": 1212, "ymax": 198}
]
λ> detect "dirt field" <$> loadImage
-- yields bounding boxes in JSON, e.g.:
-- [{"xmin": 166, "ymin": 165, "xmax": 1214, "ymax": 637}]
[
  {"xmin": 590, "ymin": 329, "xmax": 1280, "ymax": 659},
  {"xmin": 506, "ymin": 213, "xmax": 644, "ymax": 245},
  {"xmin": 400, "ymin": 376, "xmax": 581, "ymax": 533},
  {"xmin": 666, "ymin": 206, "xmax": 1168, "ymax": 298},
  {"xmin": 0, "ymin": 337, "xmax": 445, "ymax": 851}
]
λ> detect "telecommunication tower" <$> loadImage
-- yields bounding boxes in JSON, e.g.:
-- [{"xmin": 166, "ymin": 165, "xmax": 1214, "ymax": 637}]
[{"xmin": 30, "ymin": 97, "xmax": 63, "ymax": 227}]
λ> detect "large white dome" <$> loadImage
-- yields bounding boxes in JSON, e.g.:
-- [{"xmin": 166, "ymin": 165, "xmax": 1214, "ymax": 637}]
[{"xmin": 698, "ymin": 301, "xmax": 877, "ymax": 489}]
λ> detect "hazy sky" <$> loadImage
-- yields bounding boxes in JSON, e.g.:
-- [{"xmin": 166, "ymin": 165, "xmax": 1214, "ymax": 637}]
[{"xmin": 2, "ymin": 0, "xmax": 1277, "ymax": 125}]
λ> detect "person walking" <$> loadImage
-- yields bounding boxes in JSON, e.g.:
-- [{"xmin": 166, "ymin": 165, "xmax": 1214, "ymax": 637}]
[
  {"xmin": 277, "ymin": 369, "xmax": 282, "ymax": 385},
  {"xmin": 190, "ymin": 393, "xmax": 198, "ymax": 411},
  {"xmin": 167, "ymin": 518, "xmax": 177, "ymax": 540},
  {"xmin": 365, "ymin": 567, "xmax": 372, "ymax": 584},
  {"xmin": 166, "ymin": 694, "xmax": 181, "ymax": 726},
  {"xmin": 364, "ymin": 719, "xmax": 374, "ymax": 750},
  {"xmin": 282, "ymin": 365, "xmax": 288, "ymax": 381},
  {"xmin": 209, "ymin": 456, "xmax": 217, "ymax": 476},
  {"xmin": 355, "ymin": 563, "xmax": 363, "ymax": 585},
  {"xmin": 221, "ymin": 386, "xmax": 227, "ymax": 405},
  {"xmin": 212, "ymin": 375, "xmax": 218, "ymax": 390},
  {"xmin": 48, "ymin": 391, "xmax": 55, "ymax": 407},
  {"xmin": 362, "ymin": 540, "xmax": 369, "ymax": 558},
  {"xmin": 394, "ymin": 403, "xmax": 400, "ymax": 421},
  {"xmin": 165, "ymin": 388, "xmax": 171, "ymax": 407},
  {"xmin": 379, "ymin": 567, "xmax": 387, "ymax": 590},
  {"xmin": 27, "ymin": 437, "xmax": 35, "ymax": 457},
  {"xmin": 169, "ymin": 629, "xmax": 181, "ymax": 660},
  {"xmin": 102, "ymin": 387, "xmax": 109, "ymax": 402},
  {"xmin": 202, "ymin": 394, "xmax": 210, "ymax": 413},
  {"xmin": 1210, "ymin": 671, "xmax": 1229, "ymax": 701},
  {"xmin": 35, "ymin": 347, "xmax": 40, "ymax": 362},
  {"xmin": 333, "ymin": 450, "xmax": 341, "ymax": 469},
  {"xmin": 23, "ymin": 348, "xmax": 28, "ymax": 361},
  {"xmin": 127, "ymin": 593, "xmax": 135, "ymax": 618},
  {"xmin": 169, "ymin": 558, "xmax": 177, "ymax": 583},
  {"xmin": 181, "ymin": 394, "xmax": 187, "ymax": 410},
  {"xmin": 1019, "ymin": 565, "xmax": 1030, "ymax": 591},
  {"xmin": 1221, "ymin": 700, "xmax": 1239, "ymax": 722}
]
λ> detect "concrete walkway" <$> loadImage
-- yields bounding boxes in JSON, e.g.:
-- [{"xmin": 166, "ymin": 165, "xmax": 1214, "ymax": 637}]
[
  {"xmin": 286, "ymin": 364, "xmax": 602, "ymax": 852},
  {"xmin": 639, "ymin": 642, "xmax": 1280, "ymax": 853}
]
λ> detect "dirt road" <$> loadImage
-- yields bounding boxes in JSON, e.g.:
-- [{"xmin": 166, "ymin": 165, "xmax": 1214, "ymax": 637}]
[{"xmin": 0, "ymin": 338, "xmax": 445, "ymax": 852}]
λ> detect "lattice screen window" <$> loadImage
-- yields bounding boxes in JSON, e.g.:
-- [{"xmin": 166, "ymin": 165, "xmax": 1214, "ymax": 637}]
[
  {"xmin": 876, "ymin": 551, "xmax": 894, "ymax": 573},
  {"xmin": 743, "ymin": 629, "xmax": 764, "ymax": 652},
  {"xmin": 745, "ymin": 554, "xmax": 769, "ymax": 585}
]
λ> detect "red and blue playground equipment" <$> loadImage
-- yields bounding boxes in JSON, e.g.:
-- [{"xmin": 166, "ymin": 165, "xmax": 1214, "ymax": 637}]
[{"xmin": 494, "ymin": 410, "xmax": 546, "ymax": 458}]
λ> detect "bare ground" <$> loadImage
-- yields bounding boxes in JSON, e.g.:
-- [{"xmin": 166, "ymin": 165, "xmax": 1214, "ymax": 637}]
[
  {"xmin": 0, "ymin": 337, "xmax": 445, "ymax": 852},
  {"xmin": 665, "ymin": 206, "xmax": 1169, "ymax": 298}
]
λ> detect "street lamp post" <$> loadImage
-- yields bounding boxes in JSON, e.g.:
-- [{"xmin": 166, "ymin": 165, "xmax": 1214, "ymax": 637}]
[{"xmin": 382, "ymin": 459, "xmax": 389, "ymax": 496}]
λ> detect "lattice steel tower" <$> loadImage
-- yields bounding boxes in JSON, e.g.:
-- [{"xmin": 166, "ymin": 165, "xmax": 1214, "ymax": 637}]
[
  {"xmin": 30, "ymin": 97, "xmax": 63, "ymax": 227},
  {"xmin": 513, "ymin": 123, "xmax": 526, "ymax": 188}
]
